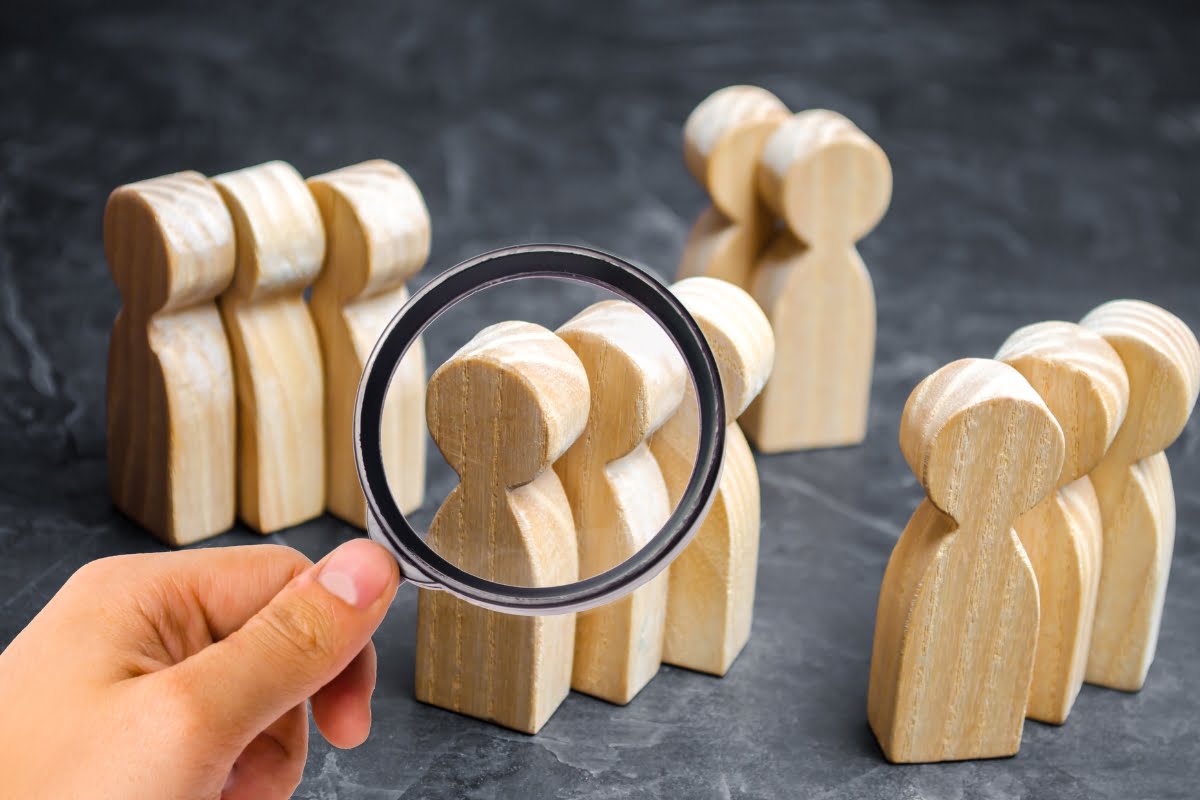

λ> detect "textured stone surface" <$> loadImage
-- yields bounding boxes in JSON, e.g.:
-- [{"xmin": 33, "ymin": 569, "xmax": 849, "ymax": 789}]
[{"xmin": 2, "ymin": 1, "xmax": 1199, "ymax": 797}]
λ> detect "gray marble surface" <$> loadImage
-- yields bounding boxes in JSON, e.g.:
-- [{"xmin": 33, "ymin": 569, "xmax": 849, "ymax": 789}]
[{"xmin": 3, "ymin": 1, "xmax": 1199, "ymax": 797}]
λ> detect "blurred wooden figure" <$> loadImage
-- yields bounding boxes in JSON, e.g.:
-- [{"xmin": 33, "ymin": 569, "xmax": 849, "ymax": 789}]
[
  {"xmin": 867, "ymin": 358, "xmax": 1065, "ymax": 763},
  {"xmin": 415, "ymin": 322, "xmax": 588, "ymax": 733},
  {"xmin": 742, "ymin": 110, "xmax": 892, "ymax": 452},
  {"xmin": 1081, "ymin": 300, "xmax": 1200, "ymax": 691},
  {"xmin": 213, "ymin": 161, "xmax": 326, "ymax": 533},
  {"xmin": 997, "ymin": 321, "xmax": 1129, "ymax": 723},
  {"xmin": 105, "ymin": 171, "xmax": 237, "ymax": 545},
  {"xmin": 678, "ymin": 85, "xmax": 789, "ymax": 289},
  {"xmin": 650, "ymin": 277, "xmax": 775, "ymax": 675},
  {"xmin": 555, "ymin": 301, "xmax": 686, "ymax": 704},
  {"xmin": 308, "ymin": 160, "xmax": 429, "ymax": 526}
]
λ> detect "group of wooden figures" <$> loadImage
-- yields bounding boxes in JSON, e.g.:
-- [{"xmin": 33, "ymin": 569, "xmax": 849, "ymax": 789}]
[
  {"xmin": 105, "ymin": 159, "xmax": 430, "ymax": 546},
  {"xmin": 868, "ymin": 300, "xmax": 1200, "ymax": 763},
  {"xmin": 417, "ymin": 277, "xmax": 775, "ymax": 732}
]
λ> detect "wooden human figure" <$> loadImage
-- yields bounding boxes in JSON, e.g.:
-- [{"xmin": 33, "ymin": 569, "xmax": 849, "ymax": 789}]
[
  {"xmin": 554, "ymin": 301, "xmax": 687, "ymax": 704},
  {"xmin": 213, "ymin": 161, "xmax": 327, "ymax": 533},
  {"xmin": 1080, "ymin": 300, "xmax": 1200, "ymax": 691},
  {"xmin": 996, "ymin": 321, "xmax": 1130, "ymax": 724},
  {"xmin": 677, "ymin": 85, "xmax": 789, "ymax": 289},
  {"xmin": 868, "ymin": 358, "xmax": 1065, "ymax": 763},
  {"xmin": 741, "ymin": 109, "xmax": 892, "ymax": 452},
  {"xmin": 649, "ymin": 277, "xmax": 775, "ymax": 676},
  {"xmin": 308, "ymin": 160, "xmax": 429, "ymax": 526},
  {"xmin": 415, "ymin": 322, "xmax": 589, "ymax": 734},
  {"xmin": 105, "ymin": 171, "xmax": 237, "ymax": 546}
]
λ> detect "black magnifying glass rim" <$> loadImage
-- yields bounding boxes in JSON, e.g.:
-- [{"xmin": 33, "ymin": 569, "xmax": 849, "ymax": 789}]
[{"xmin": 354, "ymin": 243, "xmax": 725, "ymax": 615}]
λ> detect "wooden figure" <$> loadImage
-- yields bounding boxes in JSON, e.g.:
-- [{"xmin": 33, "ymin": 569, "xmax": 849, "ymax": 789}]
[
  {"xmin": 415, "ymin": 321, "xmax": 589, "ymax": 734},
  {"xmin": 678, "ymin": 85, "xmax": 789, "ymax": 289},
  {"xmin": 1080, "ymin": 300, "xmax": 1200, "ymax": 692},
  {"xmin": 741, "ymin": 109, "xmax": 892, "ymax": 452},
  {"xmin": 867, "ymin": 358, "xmax": 1065, "ymax": 763},
  {"xmin": 213, "ymin": 161, "xmax": 327, "ymax": 533},
  {"xmin": 554, "ymin": 301, "xmax": 687, "ymax": 704},
  {"xmin": 996, "ymin": 321, "xmax": 1130, "ymax": 724},
  {"xmin": 649, "ymin": 277, "xmax": 775, "ymax": 676},
  {"xmin": 105, "ymin": 171, "xmax": 237, "ymax": 546},
  {"xmin": 308, "ymin": 160, "xmax": 430, "ymax": 527}
]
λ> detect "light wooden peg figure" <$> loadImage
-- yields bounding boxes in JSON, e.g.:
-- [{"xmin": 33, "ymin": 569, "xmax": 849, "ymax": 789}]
[
  {"xmin": 308, "ymin": 160, "xmax": 430, "ymax": 527},
  {"xmin": 105, "ymin": 171, "xmax": 237, "ymax": 546},
  {"xmin": 678, "ymin": 86, "xmax": 789, "ymax": 290},
  {"xmin": 555, "ymin": 301, "xmax": 687, "ymax": 704},
  {"xmin": 650, "ymin": 277, "xmax": 775, "ymax": 676},
  {"xmin": 213, "ymin": 161, "xmax": 327, "ymax": 533},
  {"xmin": 868, "ymin": 358, "xmax": 1065, "ymax": 763},
  {"xmin": 1081, "ymin": 300, "xmax": 1200, "ymax": 692},
  {"xmin": 415, "ymin": 322, "xmax": 588, "ymax": 734},
  {"xmin": 742, "ymin": 109, "xmax": 892, "ymax": 452},
  {"xmin": 997, "ymin": 321, "xmax": 1129, "ymax": 724}
]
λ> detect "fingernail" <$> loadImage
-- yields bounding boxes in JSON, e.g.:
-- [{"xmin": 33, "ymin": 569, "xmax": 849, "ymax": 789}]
[{"xmin": 317, "ymin": 539, "xmax": 393, "ymax": 609}]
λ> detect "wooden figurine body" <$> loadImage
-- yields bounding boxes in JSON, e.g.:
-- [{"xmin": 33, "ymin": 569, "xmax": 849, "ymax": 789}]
[
  {"xmin": 678, "ymin": 85, "xmax": 789, "ymax": 289},
  {"xmin": 741, "ymin": 110, "xmax": 892, "ymax": 452},
  {"xmin": 1080, "ymin": 300, "xmax": 1200, "ymax": 691},
  {"xmin": 650, "ymin": 277, "xmax": 775, "ymax": 675},
  {"xmin": 415, "ymin": 322, "xmax": 589, "ymax": 733},
  {"xmin": 997, "ymin": 321, "xmax": 1129, "ymax": 723},
  {"xmin": 308, "ymin": 160, "xmax": 429, "ymax": 526},
  {"xmin": 868, "ymin": 358, "xmax": 1065, "ymax": 763},
  {"xmin": 213, "ymin": 161, "xmax": 326, "ymax": 533},
  {"xmin": 555, "ymin": 301, "xmax": 687, "ymax": 704},
  {"xmin": 105, "ymin": 171, "xmax": 237, "ymax": 545}
]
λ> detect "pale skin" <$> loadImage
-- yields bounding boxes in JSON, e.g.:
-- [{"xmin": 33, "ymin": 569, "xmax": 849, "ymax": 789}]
[{"xmin": 0, "ymin": 538, "xmax": 401, "ymax": 800}]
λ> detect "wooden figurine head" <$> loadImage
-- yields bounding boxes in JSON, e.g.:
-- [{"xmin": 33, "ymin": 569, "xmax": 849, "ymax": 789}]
[
  {"xmin": 997, "ymin": 321, "xmax": 1130, "ymax": 486},
  {"xmin": 683, "ymin": 85, "xmax": 790, "ymax": 222},
  {"xmin": 900, "ymin": 358, "xmax": 1065, "ymax": 529},
  {"xmin": 104, "ymin": 171, "xmax": 235, "ymax": 317},
  {"xmin": 1081, "ymin": 300, "xmax": 1200, "ymax": 464},
  {"xmin": 557, "ymin": 300, "xmax": 686, "ymax": 462},
  {"xmin": 671, "ymin": 277, "xmax": 775, "ymax": 423},
  {"xmin": 757, "ymin": 109, "xmax": 892, "ymax": 246},
  {"xmin": 212, "ymin": 160, "xmax": 326, "ymax": 302},
  {"xmin": 427, "ymin": 321, "xmax": 589, "ymax": 495},
  {"xmin": 308, "ymin": 159, "xmax": 431, "ymax": 302}
]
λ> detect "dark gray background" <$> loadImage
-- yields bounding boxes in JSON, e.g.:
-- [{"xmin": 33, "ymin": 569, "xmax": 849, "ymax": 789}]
[{"xmin": 2, "ymin": 1, "xmax": 1198, "ymax": 797}]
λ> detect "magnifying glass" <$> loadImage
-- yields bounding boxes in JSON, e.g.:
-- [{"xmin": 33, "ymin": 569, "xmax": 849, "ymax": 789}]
[{"xmin": 354, "ymin": 244, "xmax": 725, "ymax": 616}]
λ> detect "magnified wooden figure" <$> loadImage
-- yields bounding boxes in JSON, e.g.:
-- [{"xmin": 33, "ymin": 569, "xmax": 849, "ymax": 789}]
[
  {"xmin": 867, "ymin": 358, "xmax": 1064, "ymax": 763},
  {"xmin": 213, "ymin": 160, "xmax": 326, "ymax": 533},
  {"xmin": 415, "ymin": 322, "xmax": 589, "ymax": 734},
  {"xmin": 997, "ymin": 321, "xmax": 1129, "ymax": 723},
  {"xmin": 650, "ymin": 277, "xmax": 775, "ymax": 675},
  {"xmin": 555, "ymin": 301, "xmax": 686, "ymax": 704},
  {"xmin": 105, "ymin": 171, "xmax": 237, "ymax": 545},
  {"xmin": 308, "ymin": 160, "xmax": 430, "ymax": 527},
  {"xmin": 1081, "ymin": 300, "xmax": 1200, "ymax": 692}
]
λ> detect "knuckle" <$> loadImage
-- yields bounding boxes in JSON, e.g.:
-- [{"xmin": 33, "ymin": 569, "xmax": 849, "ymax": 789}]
[
  {"xmin": 156, "ymin": 669, "xmax": 210, "ymax": 740},
  {"xmin": 253, "ymin": 596, "xmax": 340, "ymax": 673}
]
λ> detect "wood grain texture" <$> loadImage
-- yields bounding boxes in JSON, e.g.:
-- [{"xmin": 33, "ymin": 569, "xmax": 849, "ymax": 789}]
[
  {"xmin": 741, "ymin": 110, "xmax": 892, "ymax": 452},
  {"xmin": 1081, "ymin": 300, "xmax": 1200, "ymax": 691},
  {"xmin": 650, "ymin": 277, "xmax": 775, "ymax": 675},
  {"xmin": 996, "ymin": 321, "xmax": 1128, "ymax": 723},
  {"xmin": 683, "ymin": 85, "xmax": 789, "ymax": 223},
  {"xmin": 868, "ymin": 358, "xmax": 1064, "ymax": 763},
  {"xmin": 213, "ymin": 160, "xmax": 326, "ymax": 533},
  {"xmin": 308, "ymin": 159, "xmax": 430, "ymax": 527},
  {"xmin": 415, "ymin": 321, "xmax": 589, "ymax": 733},
  {"xmin": 105, "ymin": 171, "xmax": 237, "ymax": 546},
  {"xmin": 676, "ymin": 204, "xmax": 772, "ymax": 291},
  {"xmin": 554, "ymin": 300, "xmax": 686, "ymax": 704}
]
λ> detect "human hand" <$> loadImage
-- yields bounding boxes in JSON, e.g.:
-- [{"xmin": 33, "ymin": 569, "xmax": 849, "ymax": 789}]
[{"xmin": 0, "ymin": 538, "xmax": 401, "ymax": 800}]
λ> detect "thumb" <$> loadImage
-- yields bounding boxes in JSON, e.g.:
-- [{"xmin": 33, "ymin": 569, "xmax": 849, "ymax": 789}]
[{"xmin": 169, "ymin": 538, "xmax": 401, "ymax": 744}]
